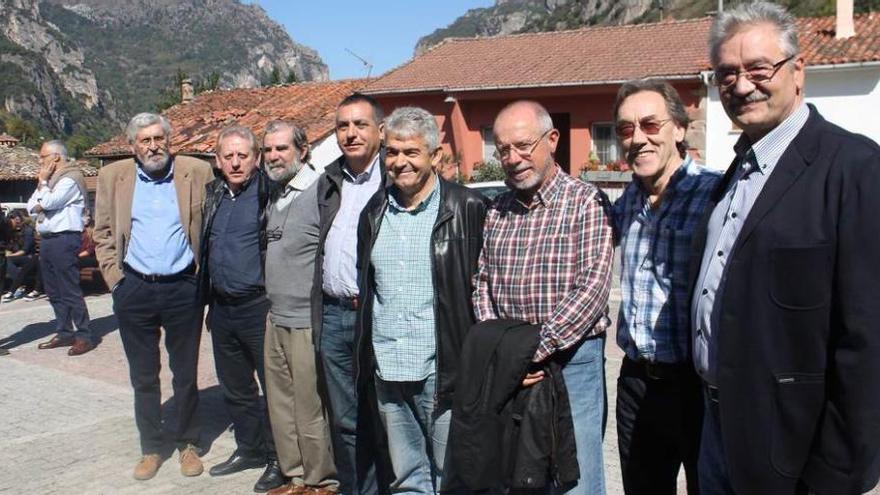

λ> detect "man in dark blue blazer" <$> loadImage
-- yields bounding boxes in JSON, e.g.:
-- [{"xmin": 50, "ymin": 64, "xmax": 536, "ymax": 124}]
[{"xmin": 690, "ymin": 3, "xmax": 880, "ymax": 494}]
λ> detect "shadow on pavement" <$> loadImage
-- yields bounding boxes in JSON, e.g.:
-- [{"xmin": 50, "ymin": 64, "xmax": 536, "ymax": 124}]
[
  {"xmin": 0, "ymin": 313, "xmax": 118, "ymax": 349},
  {"xmin": 158, "ymin": 385, "xmax": 233, "ymax": 458}
]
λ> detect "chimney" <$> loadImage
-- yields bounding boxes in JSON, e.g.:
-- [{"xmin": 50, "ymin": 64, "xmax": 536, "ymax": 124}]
[
  {"xmin": 181, "ymin": 78, "xmax": 194, "ymax": 103},
  {"xmin": 836, "ymin": 0, "xmax": 855, "ymax": 40}
]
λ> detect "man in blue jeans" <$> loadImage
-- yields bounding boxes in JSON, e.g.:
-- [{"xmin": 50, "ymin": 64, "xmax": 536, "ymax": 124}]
[
  {"xmin": 312, "ymin": 93, "xmax": 386, "ymax": 495},
  {"xmin": 354, "ymin": 106, "xmax": 487, "ymax": 494},
  {"xmin": 473, "ymin": 101, "xmax": 614, "ymax": 494}
]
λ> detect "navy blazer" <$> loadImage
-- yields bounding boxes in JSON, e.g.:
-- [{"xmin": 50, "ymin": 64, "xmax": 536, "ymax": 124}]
[{"xmin": 688, "ymin": 105, "xmax": 880, "ymax": 495}]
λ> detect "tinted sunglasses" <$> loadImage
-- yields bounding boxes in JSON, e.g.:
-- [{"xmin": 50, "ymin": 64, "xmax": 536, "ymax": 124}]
[{"xmin": 615, "ymin": 118, "xmax": 672, "ymax": 139}]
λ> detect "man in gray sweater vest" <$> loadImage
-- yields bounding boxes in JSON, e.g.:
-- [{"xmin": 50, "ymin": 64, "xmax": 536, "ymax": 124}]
[{"xmin": 262, "ymin": 121, "xmax": 338, "ymax": 495}]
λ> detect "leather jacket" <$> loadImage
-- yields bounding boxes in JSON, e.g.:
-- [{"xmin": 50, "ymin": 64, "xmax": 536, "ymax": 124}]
[
  {"xmin": 354, "ymin": 177, "xmax": 489, "ymax": 405},
  {"xmin": 197, "ymin": 170, "xmax": 277, "ymax": 305}
]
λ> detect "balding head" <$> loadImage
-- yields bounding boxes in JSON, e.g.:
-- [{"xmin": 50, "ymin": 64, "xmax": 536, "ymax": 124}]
[{"xmin": 492, "ymin": 100, "xmax": 558, "ymax": 199}]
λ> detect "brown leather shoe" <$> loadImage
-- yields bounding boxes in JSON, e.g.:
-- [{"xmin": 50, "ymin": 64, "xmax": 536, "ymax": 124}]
[
  {"xmin": 179, "ymin": 444, "xmax": 204, "ymax": 477},
  {"xmin": 267, "ymin": 483, "xmax": 306, "ymax": 495},
  {"xmin": 37, "ymin": 335, "xmax": 74, "ymax": 349},
  {"xmin": 133, "ymin": 453, "xmax": 163, "ymax": 480},
  {"xmin": 308, "ymin": 487, "xmax": 338, "ymax": 495},
  {"xmin": 68, "ymin": 340, "xmax": 96, "ymax": 356}
]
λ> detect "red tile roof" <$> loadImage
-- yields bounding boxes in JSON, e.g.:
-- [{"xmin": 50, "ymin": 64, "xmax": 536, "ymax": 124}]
[
  {"xmin": 86, "ymin": 79, "xmax": 370, "ymax": 158},
  {"xmin": 366, "ymin": 13, "xmax": 880, "ymax": 94},
  {"xmin": 0, "ymin": 146, "xmax": 97, "ymax": 181}
]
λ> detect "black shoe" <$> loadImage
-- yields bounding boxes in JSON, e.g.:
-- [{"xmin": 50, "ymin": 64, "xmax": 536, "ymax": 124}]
[
  {"xmin": 208, "ymin": 453, "xmax": 266, "ymax": 477},
  {"xmin": 254, "ymin": 459, "xmax": 287, "ymax": 493},
  {"xmin": 0, "ymin": 348, "xmax": 9, "ymax": 356}
]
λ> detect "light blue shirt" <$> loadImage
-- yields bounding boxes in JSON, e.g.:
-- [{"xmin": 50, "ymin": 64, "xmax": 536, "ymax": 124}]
[
  {"xmin": 322, "ymin": 154, "xmax": 382, "ymax": 298},
  {"xmin": 692, "ymin": 103, "xmax": 809, "ymax": 385},
  {"xmin": 371, "ymin": 178, "xmax": 440, "ymax": 382},
  {"xmin": 124, "ymin": 161, "xmax": 194, "ymax": 276},
  {"xmin": 26, "ymin": 177, "xmax": 85, "ymax": 234}
]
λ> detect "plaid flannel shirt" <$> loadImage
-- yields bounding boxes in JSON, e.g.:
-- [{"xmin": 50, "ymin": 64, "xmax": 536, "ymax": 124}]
[
  {"xmin": 612, "ymin": 156, "xmax": 722, "ymax": 363},
  {"xmin": 472, "ymin": 168, "xmax": 614, "ymax": 362}
]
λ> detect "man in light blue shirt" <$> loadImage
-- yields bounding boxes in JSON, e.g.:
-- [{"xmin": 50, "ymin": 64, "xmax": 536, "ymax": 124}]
[
  {"xmin": 354, "ymin": 106, "xmax": 487, "ymax": 494},
  {"xmin": 27, "ymin": 140, "xmax": 94, "ymax": 355}
]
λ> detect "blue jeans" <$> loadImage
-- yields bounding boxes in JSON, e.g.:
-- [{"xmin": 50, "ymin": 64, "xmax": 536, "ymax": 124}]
[
  {"xmin": 321, "ymin": 301, "xmax": 376, "ymax": 495},
  {"xmin": 698, "ymin": 393, "xmax": 736, "ymax": 495},
  {"xmin": 554, "ymin": 334, "xmax": 607, "ymax": 495},
  {"xmin": 376, "ymin": 373, "xmax": 456, "ymax": 495}
]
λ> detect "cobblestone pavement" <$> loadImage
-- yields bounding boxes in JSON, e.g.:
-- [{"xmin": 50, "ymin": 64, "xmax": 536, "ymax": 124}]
[{"xmin": 1, "ymin": 290, "xmax": 877, "ymax": 494}]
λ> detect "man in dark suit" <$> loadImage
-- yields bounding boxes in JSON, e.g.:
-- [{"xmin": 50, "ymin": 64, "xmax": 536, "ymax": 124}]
[{"xmin": 690, "ymin": 3, "xmax": 880, "ymax": 494}]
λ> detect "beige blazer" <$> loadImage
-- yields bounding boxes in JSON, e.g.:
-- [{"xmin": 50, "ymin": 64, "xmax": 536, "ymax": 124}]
[{"xmin": 93, "ymin": 155, "xmax": 214, "ymax": 288}]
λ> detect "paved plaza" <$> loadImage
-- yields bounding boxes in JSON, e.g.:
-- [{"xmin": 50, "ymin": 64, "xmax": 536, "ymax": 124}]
[{"xmin": 1, "ymin": 290, "xmax": 877, "ymax": 494}]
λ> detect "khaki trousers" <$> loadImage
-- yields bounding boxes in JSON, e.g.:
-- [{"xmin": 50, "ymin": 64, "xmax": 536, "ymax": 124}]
[{"xmin": 264, "ymin": 319, "xmax": 338, "ymax": 488}]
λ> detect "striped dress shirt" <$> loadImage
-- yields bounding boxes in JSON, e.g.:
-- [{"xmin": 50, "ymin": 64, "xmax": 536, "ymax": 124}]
[{"xmin": 473, "ymin": 168, "xmax": 614, "ymax": 362}]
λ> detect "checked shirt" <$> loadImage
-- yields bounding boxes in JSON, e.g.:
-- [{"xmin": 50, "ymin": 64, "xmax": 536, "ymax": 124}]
[
  {"xmin": 612, "ymin": 156, "xmax": 721, "ymax": 364},
  {"xmin": 473, "ymin": 168, "xmax": 614, "ymax": 362}
]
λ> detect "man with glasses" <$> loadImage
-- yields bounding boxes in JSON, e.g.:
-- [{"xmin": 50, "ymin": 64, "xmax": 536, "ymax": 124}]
[
  {"xmin": 691, "ymin": 3, "xmax": 880, "ymax": 494},
  {"xmin": 27, "ymin": 140, "xmax": 95, "ymax": 355},
  {"xmin": 610, "ymin": 80, "xmax": 720, "ymax": 495},
  {"xmin": 94, "ymin": 112, "xmax": 213, "ymax": 481},
  {"xmin": 473, "ymin": 100, "xmax": 614, "ymax": 493}
]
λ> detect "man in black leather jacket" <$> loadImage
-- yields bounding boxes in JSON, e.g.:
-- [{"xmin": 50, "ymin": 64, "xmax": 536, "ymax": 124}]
[
  {"xmin": 197, "ymin": 125, "xmax": 284, "ymax": 492},
  {"xmin": 354, "ymin": 106, "xmax": 488, "ymax": 494}
]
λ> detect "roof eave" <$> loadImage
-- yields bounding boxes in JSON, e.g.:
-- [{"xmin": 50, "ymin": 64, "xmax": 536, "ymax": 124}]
[{"xmin": 366, "ymin": 74, "xmax": 703, "ymax": 95}]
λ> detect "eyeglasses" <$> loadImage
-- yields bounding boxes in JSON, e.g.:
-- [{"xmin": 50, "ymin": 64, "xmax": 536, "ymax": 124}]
[
  {"xmin": 494, "ymin": 129, "xmax": 551, "ymax": 161},
  {"xmin": 137, "ymin": 135, "xmax": 167, "ymax": 147},
  {"xmin": 615, "ymin": 119, "xmax": 672, "ymax": 139},
  {"xmin": 710, "ymin": 55, "xmax": 794, "ymax": 88}
]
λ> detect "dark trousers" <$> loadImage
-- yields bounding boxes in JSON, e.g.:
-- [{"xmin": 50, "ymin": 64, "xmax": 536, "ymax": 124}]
[
  {"xmin": 40, "ymin": 232, "xmax": 92, "ymax": 342},
  {"xmin": 616, "ymin": 356, "xmax": 703, "ymax": 495},
  {"xmin": 6, "ymin": 254, "xmax": 38, "ymax": 290},
  {"xmin": 114, "ymin": 272, "xmax": 203, "ymax": 454},
  {"xmin": 207, "ymin": 296, "xmax": 276, "ymax": 459}
]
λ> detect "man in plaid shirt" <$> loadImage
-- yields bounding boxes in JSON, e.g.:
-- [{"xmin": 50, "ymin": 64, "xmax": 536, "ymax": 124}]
[
  {"xmin": 473, "ymin": 100, "xmax": 614, "ymax": 494},
  {"xmin": 611, "ymin": 80, "xmax": 721, "ymax": 495}
]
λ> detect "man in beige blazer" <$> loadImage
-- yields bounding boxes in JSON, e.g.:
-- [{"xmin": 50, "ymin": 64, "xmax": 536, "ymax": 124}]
[{"xmin": 94, "ymin": 112, "xmax": 214, "ymax": 481}]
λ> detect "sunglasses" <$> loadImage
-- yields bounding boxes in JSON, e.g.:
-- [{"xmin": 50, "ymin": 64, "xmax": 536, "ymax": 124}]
[{"xmin": 615, "ymin": 119, "xmax": 672, "ymax": 139}]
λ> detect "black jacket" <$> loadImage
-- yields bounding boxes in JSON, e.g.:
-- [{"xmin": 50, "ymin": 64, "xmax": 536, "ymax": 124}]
[
  {"xmin": 354, "ymin": 177, "xmax": 488, "ymax": 404},
  {"xmin": 688, "ymin": 105, "xmax": 880, "ymax": 495},
  {"xmin": 450, "ymin": 318, "xmax": 579, "ymax": 491},
  {"xmin": 310, "ymin": 153, "xmax": 386, "ymax": 348},
  {"xmin": 197, "ymin": 170, "xmax": 277, "ymax": 305}
]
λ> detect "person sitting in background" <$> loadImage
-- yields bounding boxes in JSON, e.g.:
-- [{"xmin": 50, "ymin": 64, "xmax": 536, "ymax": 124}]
[
  {"xmin": 1, "ymin": 211, "xmax": 37, "ymax": 302},
  {"xmin": 78, "ymin": 212, "xmax": 97, "ymax": 269}
]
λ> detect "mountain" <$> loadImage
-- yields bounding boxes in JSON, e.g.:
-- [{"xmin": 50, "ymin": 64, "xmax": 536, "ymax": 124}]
[
  {"xmin": 0, "ymin": 0, "xmax": 328, "ymax": 153},
  {"xmin": 415, "ymin": 0, "xmax": 879, "ymax": 55}
]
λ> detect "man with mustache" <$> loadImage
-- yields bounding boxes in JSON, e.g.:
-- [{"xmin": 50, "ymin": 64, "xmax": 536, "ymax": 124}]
[
  {"xmin": 610, "ymin": 80, "xmax": 720, "ymax": 495},
  {"xmin": 473, "ymin": 100, "xmax": 614, "ymax": 494},
  {"xmin": 354, "ymin": 106, "xmax": 487, "ymax": 494},
  {"xmin": 198, "ymin": 125, "xmax": 285, "ymax": 492},
  {"xmin": 312, "ymin": 93, "xmax": 386, "ymax": 495},
  {"xmin": 26, "ymin": 140, "xmax": 95, "ymax": 355},
  {"xmin": 94, "ymin": 112, "xmax": 214, "ymax": 481},
  {"xmin": 261, "ymin": 120, "xmax": 338, "ymax": 495},
  {"xmin": 691, "ymin": 3, "xmax": 880, "ymax": 494}
]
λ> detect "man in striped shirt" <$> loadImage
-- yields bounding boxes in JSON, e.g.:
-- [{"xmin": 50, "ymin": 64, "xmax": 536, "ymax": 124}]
[
  {"xmin": 473, "ymin": 100, "xmax": 614, "ymax": 494},
  {"xmin": 611, "ymin": 80, "xmax": 720, "ymax": 495}
]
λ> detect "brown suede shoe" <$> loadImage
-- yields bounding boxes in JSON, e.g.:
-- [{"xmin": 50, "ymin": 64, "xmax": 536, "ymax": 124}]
[
  {"xmin": 179, "ymin": 444, "xmax": 204, "ymax": 477},
  {"xmin": 267, "ymin": 483, "xmax": 307, "ymax": 495},
  {"xmin": 68, "ymin": 340, "xmax": 96, "ymax": 356},
  {"xmin": 133, "ymin": 454, "xmax": 163, "ymax": 480},
  {"xmin": 37, "ymin": 335, "xmax": 74, "ymax": 350},
  {"xmin": 308, "ymin": 487, "xmax": 338, "ymax": 495}
]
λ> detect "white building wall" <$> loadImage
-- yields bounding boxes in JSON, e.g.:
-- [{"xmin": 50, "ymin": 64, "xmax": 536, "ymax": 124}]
[
  {"xmin": 309, "ymin": 134, "xmax": 342, "ymax": 172},
  {"xmin": 704, "ymin": 65, "xmax": 880, "ymax": 170}
]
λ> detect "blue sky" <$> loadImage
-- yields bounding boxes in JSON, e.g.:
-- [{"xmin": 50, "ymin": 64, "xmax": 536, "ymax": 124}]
[{"xmin": 245, "ymin": 0, "xmax": 493, "ymax": 80}]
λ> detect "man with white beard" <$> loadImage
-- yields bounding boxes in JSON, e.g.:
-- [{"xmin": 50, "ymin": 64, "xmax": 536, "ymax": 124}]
[
  {"xmin": 261, "ymin": 120, "xmax": 338, "ymax": 495},
  {"xmin": 94, "ymin": 112, "xmax": 214, "ymax": 481}
]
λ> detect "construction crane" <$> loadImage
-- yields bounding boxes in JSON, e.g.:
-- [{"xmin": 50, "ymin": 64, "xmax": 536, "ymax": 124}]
[{"xmin": 345, "ymin": 48, "xmax": 373, "ymax": 78}]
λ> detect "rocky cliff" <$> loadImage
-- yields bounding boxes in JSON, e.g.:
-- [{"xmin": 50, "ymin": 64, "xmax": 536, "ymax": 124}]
[
  {"xmin": 0, "ymin": 0, "xmax": 328, "ymax": 145},
  {"xmin": 415, "ymin": 0, "xmax": 854, "ymax": 55}
]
